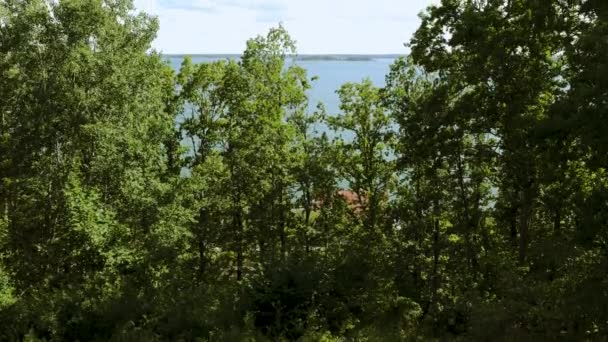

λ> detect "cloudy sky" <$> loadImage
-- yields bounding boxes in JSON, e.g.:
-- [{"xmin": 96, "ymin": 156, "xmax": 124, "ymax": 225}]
[{"xmin": 133, "ymin": 0, "xmax": 438, "ymax": 54}]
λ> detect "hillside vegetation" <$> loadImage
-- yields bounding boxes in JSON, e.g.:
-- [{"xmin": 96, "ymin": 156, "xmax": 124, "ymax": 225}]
[{"xmin": 0, "ymin": 0, "xmax": 607, "ymax": 340}]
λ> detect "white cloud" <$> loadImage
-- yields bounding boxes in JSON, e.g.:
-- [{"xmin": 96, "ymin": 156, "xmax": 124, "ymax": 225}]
[{"xmin": 134, "ymin": 0, "xmax": 439, "ymax": 54}]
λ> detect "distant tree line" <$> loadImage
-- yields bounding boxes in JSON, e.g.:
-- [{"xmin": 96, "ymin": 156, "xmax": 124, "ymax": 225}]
[{"xmin": 0, "ymin": 0, "xmax": 607, "ymax": 340}]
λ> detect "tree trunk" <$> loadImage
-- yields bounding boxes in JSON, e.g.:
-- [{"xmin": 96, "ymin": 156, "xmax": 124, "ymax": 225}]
[
  {"xmin": 455, "ymin": 145, "xmax": 477, "ymax": 273},
  {"xmin": 518, "ymin": 182, "xmax": 535, "ymax": 265},
  {"xmin": 423, "ymin": 218, "xmax": 441, "ymax": 318},
  {"xmin": 196, "ymin": 208, "xmax": 209, "ymax": 279},
  {"xmin": 431, "ymin": 218, "xmax": 440, "ymax": 306},
  {"xmin": 509, "ymin": 206, "xmax": 518, "ymax": 248},
  {"xmin": 553, "ymin": 207, "xmax": 561, "ymax": 236},
  {"xmin": 279, "ymin": 192, "xmax": 286, "ymax": 263},
  {"xmin": 236, "ymin": 209, "xmax": 244, "ymax": 281},
  {"xmin": 304, "ymin": 206, "xmax": 311, "ymax": 255}
]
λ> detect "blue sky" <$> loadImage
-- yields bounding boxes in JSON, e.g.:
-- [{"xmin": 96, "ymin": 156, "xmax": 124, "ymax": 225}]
[{"xmin": 134, "ymin": 0, "xmax": 439, "ymax": 54}]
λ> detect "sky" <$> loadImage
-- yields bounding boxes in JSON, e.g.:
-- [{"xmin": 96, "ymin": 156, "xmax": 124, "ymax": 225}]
[{"xmin": 133, "ymin": 0, "xmax": 439, "ymax": 54}]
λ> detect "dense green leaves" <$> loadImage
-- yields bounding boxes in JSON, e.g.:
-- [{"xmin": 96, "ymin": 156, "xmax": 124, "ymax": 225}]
[{"xmin": 1, "ymin": 0, "xmax": 608, "ymax": 340}]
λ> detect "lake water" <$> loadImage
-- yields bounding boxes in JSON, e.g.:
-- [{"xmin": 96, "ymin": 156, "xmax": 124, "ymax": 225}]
[{"xmin": 165, "ymin": 56, "xmax": 397, "ymax": 114}]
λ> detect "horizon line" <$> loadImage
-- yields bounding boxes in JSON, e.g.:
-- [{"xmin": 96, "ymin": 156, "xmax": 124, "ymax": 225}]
[{"xmin": 161, "ymin": 53, "xmax": 407, "ymax": 57}]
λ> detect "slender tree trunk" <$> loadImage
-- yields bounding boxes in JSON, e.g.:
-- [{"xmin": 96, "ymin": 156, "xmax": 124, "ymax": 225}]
[
  {"xmin": 431, "ymin": 218, "xmax": 440, "ymax": 306},
  {"xmin": 509, "ymin": 206, "xmax": 518, "ymax": 248},
  {"xmin": 455, "ymin": 144, "xmax": 477, "ymax": 273},
  {"xmin": 228, "ymin": 144, "xmax": 245, "ymax": 280},
  {"xmin": 518, "ymin": 204, "xmax": 530, "ymax": 265},
  {"xmin": 518, "ymin": 181, "xmax": 535, "ymax": 265},
  {"xmin": 279, "ymin": 188, "xmax": 286, "ymax": 263},
  {"xmin": 236, "ymin": 209, "xmax": 244, "ymax": 281},
  {"xmin": 423, "ymin": 218, "xmax": 441, "ymax": 318},
  {"xmin": 304, "ymin": 198, "xmax": 311, "ymax": 255},
  {"xmin": 197, "ymin": 208, "xmax": 208, "ymax": 279},
  {"xmin": 413, "ymin": 177, "xmax": 423, "ymax": 298},
  {"xmin": 553, "ymin": 207, "xmax": 561, "ymax": 236}
]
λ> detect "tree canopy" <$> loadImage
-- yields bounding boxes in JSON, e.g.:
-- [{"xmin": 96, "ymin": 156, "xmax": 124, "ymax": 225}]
[{"xmin": 1, "ymin": 0, "xmax": 607, "ymax": 340}]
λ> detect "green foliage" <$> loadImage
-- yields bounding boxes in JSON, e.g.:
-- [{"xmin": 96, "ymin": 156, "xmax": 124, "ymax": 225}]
[{"xmin": 1, "ymin": 0, "xmax": 608, "ymax": 340}]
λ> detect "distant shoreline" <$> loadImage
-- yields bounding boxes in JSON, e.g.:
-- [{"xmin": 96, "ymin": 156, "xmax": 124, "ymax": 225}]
[{"xmin": 163, "ymin": 54, "xmax": 405, "ymax": 61}]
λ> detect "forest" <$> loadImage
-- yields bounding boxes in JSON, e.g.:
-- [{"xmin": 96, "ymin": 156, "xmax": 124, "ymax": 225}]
[{"xmin": 0, "ymin": 0, "xmax": 607, "ymax": 340}]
